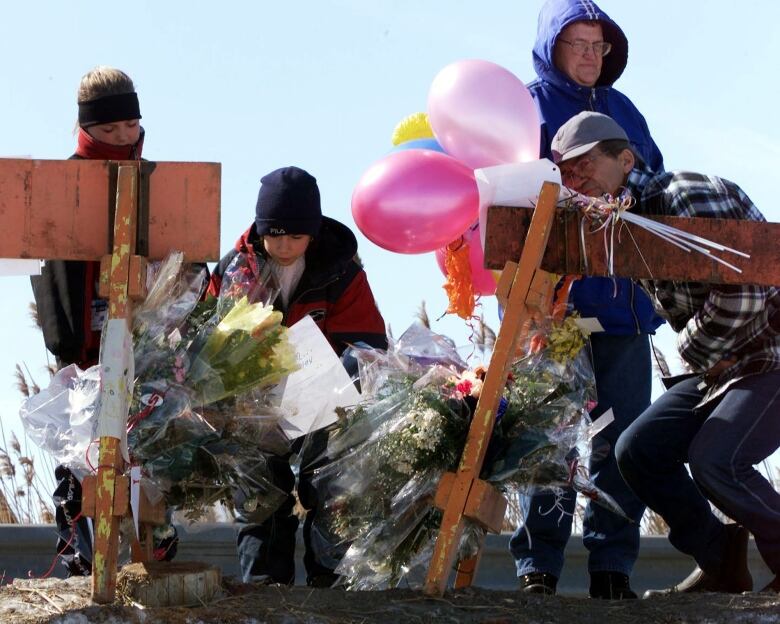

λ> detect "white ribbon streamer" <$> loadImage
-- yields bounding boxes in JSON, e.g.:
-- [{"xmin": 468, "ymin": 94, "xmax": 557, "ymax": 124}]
[{"xmin": 570, "ymin": 191, "xmax": 749, "ymax": 277}]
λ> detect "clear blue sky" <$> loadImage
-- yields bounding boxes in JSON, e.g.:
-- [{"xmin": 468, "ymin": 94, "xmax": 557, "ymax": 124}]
[{"xmin": 1, "ymin": 1, "xmax": 779, "ymax": 471}]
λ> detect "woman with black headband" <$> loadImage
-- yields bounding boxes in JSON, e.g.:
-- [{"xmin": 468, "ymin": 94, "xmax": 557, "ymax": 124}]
[
  {"xmin": 30, "ymin": 67, "xmax": 175, "ymax": 577},
  {"xmin": 32, "ymin": 66, "xmax": 144, "ymax": 374}
]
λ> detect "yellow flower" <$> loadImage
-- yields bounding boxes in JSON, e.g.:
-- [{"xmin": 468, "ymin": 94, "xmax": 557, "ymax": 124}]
[
  {"xmin": 217, "ymin": 296, "xmax": 281, "ymax": 335},
  {"xmin": 188, "ymin": 296, "xmax": 296, "ymax": 404},
  {"xmin": 268, "ymin": 337, "xmax": 299, "ymax": 384},
  {"xmin": 547, "ymin": 316, "xmax": 586, "ymax": 364}
]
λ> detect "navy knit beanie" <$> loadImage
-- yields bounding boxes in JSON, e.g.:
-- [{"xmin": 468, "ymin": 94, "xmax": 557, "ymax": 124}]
[{"xmin": 254, "ymin": 166, "xmax": 322, "ymax": 237}]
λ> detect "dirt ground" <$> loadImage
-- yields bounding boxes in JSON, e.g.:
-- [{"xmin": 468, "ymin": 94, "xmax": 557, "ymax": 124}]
[{"xmin": 2, "ymin": 577, "xmax": 779, "ymax": 624}]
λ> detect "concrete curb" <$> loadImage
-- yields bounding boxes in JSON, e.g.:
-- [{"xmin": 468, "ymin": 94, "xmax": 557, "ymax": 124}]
[{"xmin": 0, "ymin": 524, "xmax": 772, "ymax": 595}]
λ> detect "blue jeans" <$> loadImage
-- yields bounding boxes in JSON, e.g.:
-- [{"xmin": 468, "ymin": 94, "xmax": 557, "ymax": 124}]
[
  {"xmin": 237, "ymin": 430, "xmax": 337, "ymax": 584},
  {"xmin": 615, "ymin": 370, "xmax": 780, "ymax": 575},
  {"xmin": 509, "ymin": 333, "xmax": 650, "ymax": 578}
]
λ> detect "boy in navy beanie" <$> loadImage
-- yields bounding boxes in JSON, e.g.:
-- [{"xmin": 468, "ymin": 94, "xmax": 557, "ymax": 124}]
[{"xmin": 209, "ymin": 165, "xmax": 387, "ymax": 587}]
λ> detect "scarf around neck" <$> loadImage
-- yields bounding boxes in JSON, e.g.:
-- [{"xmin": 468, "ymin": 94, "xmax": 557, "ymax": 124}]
[{"xmin": 74, "ymin": 127, "xmax": 145, "ymax": 160}]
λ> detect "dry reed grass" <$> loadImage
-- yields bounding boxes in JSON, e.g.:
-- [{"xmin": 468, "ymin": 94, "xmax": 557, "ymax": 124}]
[{"xmin": 0, "ymin": 362, "xmax": 56, "ymax": 525}]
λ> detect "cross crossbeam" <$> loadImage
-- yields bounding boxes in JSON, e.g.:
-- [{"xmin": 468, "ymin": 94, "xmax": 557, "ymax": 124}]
[
  {"xmin": 483, "ymin": 205, "xmax": 779, "ymax": 285},
  {"xmin": 0, "ymin": 158, "xmax": 220, "ymax": 262}
]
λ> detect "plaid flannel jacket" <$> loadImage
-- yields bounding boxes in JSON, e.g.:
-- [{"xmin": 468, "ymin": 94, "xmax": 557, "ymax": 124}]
[{"xmin": 625, "ymin": 169, "xmax": 780, "ymax": 402}]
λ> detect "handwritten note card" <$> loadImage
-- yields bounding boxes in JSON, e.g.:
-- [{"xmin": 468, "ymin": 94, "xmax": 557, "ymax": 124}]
[{"xmin": 278, "ymin": 315, "xmax": 361, "ymax": 439}]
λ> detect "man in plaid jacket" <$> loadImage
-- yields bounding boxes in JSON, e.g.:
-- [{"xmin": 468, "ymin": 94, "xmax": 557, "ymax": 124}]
[{"xmin": 550, "ymin": 111, "xmax": 780, "ymax": 596}]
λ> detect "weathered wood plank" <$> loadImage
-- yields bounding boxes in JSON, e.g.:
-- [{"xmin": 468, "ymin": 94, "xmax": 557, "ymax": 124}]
[
  {"xmin": 484, "ymin": 205, "xmax": 780, "ymax": 286},
  {"xmin": 0, "ymin": 158, "xmax": 220, "ymax": 261},
  {"xmin": 92, "ymin": 165, "xmax": 139, "ymax": 605}
]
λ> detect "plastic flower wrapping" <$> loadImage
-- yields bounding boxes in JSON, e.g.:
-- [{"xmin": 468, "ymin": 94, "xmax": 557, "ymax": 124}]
[
  {"xmin": 309, "ymin": 327, "xmax": 472, "ymax": 589},
  {"xmin": 21, "ymin": 252, "xmax": 297, "ymax": 521},
  {"xmin": 310, "ymin": 318, "xmax": 626, "ymax": 590},
  {"xmin": 484, "ymin": 317, "xmax": 596, "ymax": 490}
]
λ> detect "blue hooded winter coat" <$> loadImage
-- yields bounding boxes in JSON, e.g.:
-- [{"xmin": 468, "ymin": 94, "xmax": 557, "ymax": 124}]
[{"xmin": 531, "ymin": 0, "xmax": 664, "ymax": 335}]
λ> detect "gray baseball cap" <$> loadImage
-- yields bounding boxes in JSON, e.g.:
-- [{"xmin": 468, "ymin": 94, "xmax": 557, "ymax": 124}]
[{"xmin": 551, "ymin": 112, "xmax": 629, "ymax": 164}]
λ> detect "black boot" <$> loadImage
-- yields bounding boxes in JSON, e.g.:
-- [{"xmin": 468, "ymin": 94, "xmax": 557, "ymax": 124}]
[
  {"xmin": 644, "ymin": 524, "xmax": 753, "ymax": 597},
  {"xmin": 589, "ymin": 572, "xmax": 637, "ymax": 599},
  {"xmin": 519, "ymin": 572, "xmax": 558, "ymax": 595}
]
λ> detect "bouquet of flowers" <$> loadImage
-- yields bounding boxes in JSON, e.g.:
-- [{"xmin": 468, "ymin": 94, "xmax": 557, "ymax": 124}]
[
  {"xmin": 485, "ymin": 318, "xmax": 596, "ymax": 489},
  {"xmin": 485, "ymin": 313, "xmax": 629, "ymax": 523},
  {"xmin": 185, "ymin": 295, "xmax": 295, "ymax": 405},
  {"xmin": 312, "ymin": 314, "xmax": 627, "ymax": 589},
  {"xmin": 310, "ymin": 326, "xmax": 473, "ymax": 588},
  {"xmin": 132, "ymin": 253, "xmax": 295, "ymax": 404},
  {"xmin": 126, "ymin": 252, "xmax": 296, "ymax": 520},
  {"xmin": 23, "ymin": 252, "xmax": 297, "ymax": 522}
]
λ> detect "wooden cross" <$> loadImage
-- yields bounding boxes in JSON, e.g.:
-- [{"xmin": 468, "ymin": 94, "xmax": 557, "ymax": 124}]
[
  {"xmin": 0, "ymin": 157, "xmax": 220, "ymax": 603},
  {"xmin": 423, "ymin": 180, "xmax": 776, "ymax": 595}
]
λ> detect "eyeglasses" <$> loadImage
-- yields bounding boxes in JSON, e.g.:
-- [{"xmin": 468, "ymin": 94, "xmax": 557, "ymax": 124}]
[
  {"xmin": 559, "ymin": 152, "xmax": 600, "ymax": 185},
  {"xmin": 557, "ymin": 38, "xmax": 612, "ymax": 57}
]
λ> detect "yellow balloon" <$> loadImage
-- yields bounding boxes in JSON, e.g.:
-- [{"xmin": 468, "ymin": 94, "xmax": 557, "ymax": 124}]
[{"xmin": 391, "ymin": 112, "xmax": 434, "ymax": 146}]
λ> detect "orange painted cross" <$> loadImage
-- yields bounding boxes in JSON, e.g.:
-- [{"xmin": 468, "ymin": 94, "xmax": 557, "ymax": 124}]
[{"xmin": 0, "ymin": 158, "xmax": 220, "ymax": 603}]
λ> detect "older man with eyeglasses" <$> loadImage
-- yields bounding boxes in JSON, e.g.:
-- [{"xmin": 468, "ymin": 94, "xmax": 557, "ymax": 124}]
[
  {"xmin": 529, "ymin": 0, "xmax": 663, "ymax": 171},
  {"xmin": 509, "ymin": 0, "xmax": 665, "ymax": 600},
  {"xmin": 553, "ymin": 111, "xmax": 780, "ymax": 596}
]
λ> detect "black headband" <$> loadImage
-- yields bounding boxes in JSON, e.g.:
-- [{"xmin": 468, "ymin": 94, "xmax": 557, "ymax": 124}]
[{"xmin": 78, "ymin": 92, "xmax": 142, "ymax": 127}]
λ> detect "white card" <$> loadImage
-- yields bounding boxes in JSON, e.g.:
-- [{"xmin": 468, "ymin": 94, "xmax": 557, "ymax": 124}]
[
  {"xmin": 586, "ymin": 408, "xmax": 614, "ymax": 440},
  {"xmin": 574, "ymin": 317, "xmax": 605, "ymax": 334},
  {"xmin": 95, "ymin": 319, "xmax": 135, "ymax": 462},
  {"xmin": 475, "ymin": 159, "xmax": 562, "ymax": 249},
  {"xmin": 278, "ymin": 315, "xmax": 361, "ymax": 439}
]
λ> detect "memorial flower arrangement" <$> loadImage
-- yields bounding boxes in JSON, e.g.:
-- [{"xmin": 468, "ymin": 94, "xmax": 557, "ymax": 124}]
[
  {"xmin": 22, "ymin": 252, "xmax": 297, "ymax": 521},
  {"xmin": 127, "ymin": 253, "xmax": 297, "ymax": 519},
  {"xmin": 313, "ymin": 358, "xmax": 472, "ymax": 589},
  {"xmin": 312, "ymin": 318, "xmax": 624, "ymax": 589}
]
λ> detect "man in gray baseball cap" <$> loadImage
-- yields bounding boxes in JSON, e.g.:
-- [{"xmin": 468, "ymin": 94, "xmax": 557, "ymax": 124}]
[
  {"xmin": 552, "ymin": 111, "xmax": 639, "ymax": 197},
  {"xmin": 552, "ymin": 111, "xmax": 780, "ymax": 596}
]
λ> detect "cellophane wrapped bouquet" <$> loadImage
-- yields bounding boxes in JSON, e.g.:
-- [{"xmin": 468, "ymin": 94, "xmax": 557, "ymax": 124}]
[
  {"xmin": 22, "ymin": 251, "xmax": 298, "ymax": 522},
  {"xmin": 128, "ymin": 252, "xmax": 298, "ymax": 520},
  {"xmin": 312, "ymin": 315, "xmax": 626, "ymax": 589},
  {"xmin": 310, "ymin": 325, "xmax": 472, "ymax": 589},
  {"xmin": 485, "ymin": 314, "xmax": 597, "ymax": 491}
]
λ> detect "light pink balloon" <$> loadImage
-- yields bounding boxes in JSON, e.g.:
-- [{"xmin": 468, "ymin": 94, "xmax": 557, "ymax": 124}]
[
  {"xmin": 352, "ymin": 149, "xmax": 479, "ymax": 254},
  {"xmin": 428, "ymin": 59, "xmax": 540, "ymax": 170},
  {"xmin": 435, "ymin": 222, "xmax": 497, "ymax": 296}
]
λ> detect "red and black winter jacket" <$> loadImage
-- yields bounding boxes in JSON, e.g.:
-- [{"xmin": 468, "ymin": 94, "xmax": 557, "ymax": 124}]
[
  {"xmin": 30, "ymin": 129, "xmax": 144, "ymax": 368},
  {"xmin": 207, "ymin": 217, "xmax": 387, "ymax": 355}
]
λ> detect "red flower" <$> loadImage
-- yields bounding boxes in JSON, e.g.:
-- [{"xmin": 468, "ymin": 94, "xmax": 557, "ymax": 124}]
[{"xmin": 456, "ymin": 379, "xmax": 473, "ymax": 396}]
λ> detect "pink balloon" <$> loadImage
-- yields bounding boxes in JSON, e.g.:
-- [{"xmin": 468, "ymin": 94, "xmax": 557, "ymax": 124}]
[
  {"xmin": 352, "ymin": 149, "xmax": 479, "ymax": 254},
  {"xmin": 428, "ymin": 59, "xmax": 540, "ymax": 170},
  {"xmin": 435, "ymin": 222, "xmax": 497, "ymax": 296}
]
